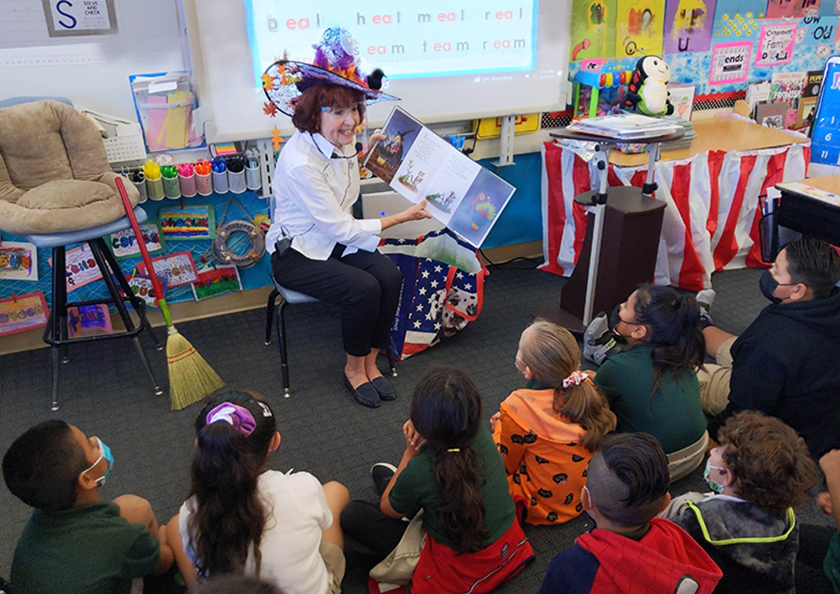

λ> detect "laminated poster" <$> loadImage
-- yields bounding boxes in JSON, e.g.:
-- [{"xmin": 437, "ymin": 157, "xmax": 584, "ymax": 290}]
[
  {"xmin": 122, "ymin": 274, "xmax": 167, "ymax": 308},
  {"xmin": 713, "ymin": 1, "xmax": 764, "ymax": 40},
  {"xmin": 709, "ymin": 41, "xmax": 752, "ymax": 86},
  {"xmin": 192, "ymin": 265, "xmax": 243, "ymax": 301},
  {"xmin": 571, "ymin": 0, "xmax": 618, "ymax": 60},
  {"xmin": 137, "ymin": 251, "xmax": 198, "ymax": 288},
  {"xmin": 0, "ymin": 292, "xmax": 49, "ymax": 337},
  {"xmin": 766, "ymin": 0, "xmax": 820, "ymax": 19},
  {"xmin": 0, "ymin": 241, "xmax": 38, "ymax": 282},
  {"xmin": 756, "ymin": 23, "xmax": 797, "ymax": 67},
  {"xmin": 663, "ymin": 0, "xmax": 716, "ymax": 54},
  {"xmin": 109, "ymin": 221, "xmax": 166, "ymax": 259},
  {"xmin": 48, "ymin": 244, "xmax": 103, "ymax": 292},
  {"xmin": 367, "ymin": 106, "xmax": 516, "ymax": 248},
  {"xmin": 159, "ymin": 206, "xmax": 215, "ymax": 241},
  {"xmin": 67, "ymin": 304, "xmax": 113, "ymax": 338},
  {"xmin": 616, "ymin": 0, "xmax": 666, "ymax": 57}
]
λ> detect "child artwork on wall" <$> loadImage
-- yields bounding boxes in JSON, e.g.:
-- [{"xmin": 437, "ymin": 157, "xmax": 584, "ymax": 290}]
[
  {"xmin": 67, "ymin": 304, "xmax": 114, "ymax": 338},
  {"xmin": 109, "ymin": 221, "xmax": 166, "ymax": 259},
  {"xmin": 53, "ymin": 245, "xmax": 103, "ymax": 292},
  {"xmin": 159, "ymin": 206, "xmax": 216, "ymax": 241},
  {"xmin": 122, "ymin": 274, "xmax": 167, "ymax": 308},
  {"xmin": 0, "ymin": 241, "xmax": 38, "ymax": 282},
  {"xmin": 712, "ymin": 1, "xmax": 763, "ymax": 40},
  {"xmin": 767, "ymin": 0, "xmax": 820, "ymax": 19},
  {"xmin": 664, "ymin": 0, "xmax": 716, "ymax": 54},
  {"xmin": 0, "ymin": 291, "xmax": 49, "ymax": 337},
  {"xmin": 571, "ymin": 0, "xmax": 618, "ymax": 60},
  {"xmin": 191, "ymin": 265, "xmax": 243, "ymax": 301},
  {"xmin": 616, "ymin": 0, "xmax": 666, "ymax": 57},
  {"xmin": 137, "ymin": 251, "xmax": 198, "ymax": 288}
]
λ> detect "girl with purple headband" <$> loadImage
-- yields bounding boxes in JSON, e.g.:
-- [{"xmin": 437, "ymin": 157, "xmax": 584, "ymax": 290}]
[{"xmin": 166, "ymin": 391, "xmax": 349, "ymax": 594}]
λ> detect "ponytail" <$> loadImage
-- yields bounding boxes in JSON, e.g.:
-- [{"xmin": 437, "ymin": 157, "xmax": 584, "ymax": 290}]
[
  {"xmin": 632, "ymin": 285, "xmax": 706, "ymax": 393},
  {"xmin": 410, "ymin": 367, "xmax": 489, "ymax": 555},
  {"xmin": 520, "ymin": 320, "xmax": 617, "ymax": 452},
  {"xmin": 188, "ymin": 391, "xmax": 277, "ymax": 576}
]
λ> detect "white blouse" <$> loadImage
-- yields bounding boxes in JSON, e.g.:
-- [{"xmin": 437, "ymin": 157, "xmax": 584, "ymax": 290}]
[{"xmin": 265, "ymin": 131, "xmax": 382, "ymax": 260}]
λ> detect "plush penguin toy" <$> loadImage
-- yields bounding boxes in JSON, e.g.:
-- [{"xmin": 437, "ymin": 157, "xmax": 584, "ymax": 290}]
[{"xmin": 623, "ymin": 55, "xmax": 674, "ymax": 116}]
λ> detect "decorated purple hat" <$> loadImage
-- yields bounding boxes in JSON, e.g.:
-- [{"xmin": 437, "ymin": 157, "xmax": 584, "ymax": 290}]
[{"xmin": 262, "ymin": 27, "xmax": 399, "ymax": 118}]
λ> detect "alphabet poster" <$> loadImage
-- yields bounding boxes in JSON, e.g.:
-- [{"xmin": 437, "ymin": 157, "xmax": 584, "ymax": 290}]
[
  {"xmin": 0, "ymin": 292, "xmax": 49, "ymax": 337},
  {"xmin": 571, "ymin": 0, "xmax": 618, "ymax": 60},
  {"xmin": 709, "ymin": 41, "xmax": 752, "ymax": 85},
  {"xmin": 664, "ymin": 0, "xmax": 716, "ymax": 54},
  {"xmin": 616, "ymin": 0, "xmax": 666, "ymax": 56}
]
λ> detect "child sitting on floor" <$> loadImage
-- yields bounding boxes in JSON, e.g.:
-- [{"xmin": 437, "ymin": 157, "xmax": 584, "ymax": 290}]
[
  {"xmin": 661, "ymin": 411, "xmax": 816, "ymax": 594},
  {"xmin": 2, "ymin": 420, "xmax": 173, "ymax": 594},
  {"xmin": 539, "ymin": 432, "xmax": 722, "ymax": 594},
  {"xmin": 167, "ymin": 390, "xmax": 350, "ymax": 594},
  {"xmin": 341, "ymin": 367, "xmax": 535, "ymax": 594},
  {"xmin": 491, "ymin": 320, "xmax": 616, "ymax": 525}
]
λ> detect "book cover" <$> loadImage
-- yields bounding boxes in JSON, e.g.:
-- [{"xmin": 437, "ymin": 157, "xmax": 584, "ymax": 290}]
[
  {"xmin": 797, "ymin": 96, "xmax": 818, "ymax": 129},
  {"xmin": 667, "ymin": 82, "xmax": 696, "ymax": 120},
  {"xmin": 366, "ymin": 107, "xmax": 516, "ymax": 248},
  {"xmin": 755, "ymin": 102, "xmax": 789, "ymax": 129},
  {"xmin": 770, "ymin": 71, "xmax": 807, "ymax": 106},
  {"xmin": 803, "ymin": 70, "xmax": 824, "ymax": 98}
]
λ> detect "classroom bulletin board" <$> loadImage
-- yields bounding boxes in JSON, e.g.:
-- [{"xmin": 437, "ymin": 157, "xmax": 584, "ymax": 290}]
[{"xmin": 569, "ymin": 0, "xmax": 840, "ymax": 105}]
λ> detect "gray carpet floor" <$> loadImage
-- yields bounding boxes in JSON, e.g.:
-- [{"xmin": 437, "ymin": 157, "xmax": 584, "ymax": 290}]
[{"xmin": 0, "ymin": 264, "xmax": 832, "ymax": 592}]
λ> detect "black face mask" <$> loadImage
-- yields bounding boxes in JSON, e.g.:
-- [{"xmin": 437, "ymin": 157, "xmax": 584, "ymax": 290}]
[
  {"xmin": 608, "ymin": 304, "xmax": 628, "ymax": 344},
  {"xmin": 760, "ymin": 270, "xmax": 795, "ymax": 304}
]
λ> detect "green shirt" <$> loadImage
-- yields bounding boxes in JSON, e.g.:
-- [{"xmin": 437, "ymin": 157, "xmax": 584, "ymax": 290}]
[
  {"xmin": 389, "ymin": 428, "xmax": 516, "ymax": 548},
  {"xmin": 594, "ymin": 343, "xmax": 707, "ymax": 453},
  {"xmin": 11, "ymin": 502, "xmax": 160, "ymax": 594}
]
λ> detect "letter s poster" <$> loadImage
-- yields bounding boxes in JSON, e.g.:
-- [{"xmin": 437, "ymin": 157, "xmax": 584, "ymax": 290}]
[{"xmin": 709, "ymin": 41, "xmax": 751, "ymax": 86}]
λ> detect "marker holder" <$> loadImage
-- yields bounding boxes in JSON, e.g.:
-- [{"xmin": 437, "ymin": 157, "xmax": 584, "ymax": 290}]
[
  {"xmin": 196, "ymin": 171, "xmax": 213, "ymax": 196},
  {"xmin": 146, "ymin": 177, "xmax": 165, "ymax": 201},
  {"xmin": 245, "ymin": 164, "xmax": 261, "ymax": 191},
  {"xmin": 228, "ymin": 169, "xmax": 246, "ymax": 194},
  {"xmin": 162, "ymin": 175, "xmax": 181, "ymax": 199},
  {"xmin": 179, "ymin": 172, "xmax": 197, "ymax": 197},
  {"xmin": 132, "ymin": 172, "xmax": 148, "ymax": 204},
  {"xmin": 212, "ymin": 170, "xmax": 229, "ymax": 194}
]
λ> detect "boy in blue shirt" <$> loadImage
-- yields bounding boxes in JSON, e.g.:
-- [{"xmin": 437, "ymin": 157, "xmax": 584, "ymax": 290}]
[{"xmin": 3, "ymin": 420, "xmax": 173, "ymax": 594}]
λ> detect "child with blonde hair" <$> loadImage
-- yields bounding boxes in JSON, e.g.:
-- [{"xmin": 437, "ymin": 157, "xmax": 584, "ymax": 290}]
[{"xmin": 491, "ymin": 320, "xmax": 617, "ymax": 525}]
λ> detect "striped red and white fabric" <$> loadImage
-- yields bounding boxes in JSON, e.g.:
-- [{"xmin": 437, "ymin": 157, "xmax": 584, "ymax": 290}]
[{"xmin": 540, "ymin": 140, "xmax": 810, "ymax": 291}]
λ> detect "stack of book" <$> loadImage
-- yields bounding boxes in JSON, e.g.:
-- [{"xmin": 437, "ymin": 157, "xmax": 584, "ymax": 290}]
[
  {"xmin": 567, "ymin": 113, "xmax": 682, "ymax": 140},
  {"xmin": 660, "ymin": 117, "xmax": 695, "ymax": 153}
]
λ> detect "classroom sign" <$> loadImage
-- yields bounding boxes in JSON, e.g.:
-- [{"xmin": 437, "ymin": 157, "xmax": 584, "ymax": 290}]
[
  {"xmin": 44, "ymin": 0, "xmax": 118, "ymax": 37},
  {"xmin": 756, "ymin": 23, "xmax": 797, "ymax": 67},
  {"xmin": 709, "ymin": 41, "xmax": 751, "ymax": 85}
]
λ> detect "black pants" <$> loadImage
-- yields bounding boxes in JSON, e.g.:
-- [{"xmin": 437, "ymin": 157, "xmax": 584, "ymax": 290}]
[
  {"xmin": 271, "ymin": 246, "xmax": 402, "ymax": 357},
  {"xmin": 340, "ymin": 500, "xmax": 410, "ymax": 560}
]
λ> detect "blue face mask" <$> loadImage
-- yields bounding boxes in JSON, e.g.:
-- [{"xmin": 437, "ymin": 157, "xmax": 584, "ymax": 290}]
[
  {"xmin": 82, "ymin": 437, "xmax": 114, "ymax": 487},
  {"xmin": 703, "ymin": 459, "xmax": 725, "ymax": 494}
]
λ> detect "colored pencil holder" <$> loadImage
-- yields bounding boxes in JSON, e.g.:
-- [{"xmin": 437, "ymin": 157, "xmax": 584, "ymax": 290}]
[
  {"xmin": 212, "ymin": 170, "xmax": 229, "ymax": 194},
  {"xmin": 146, "ymin": 177, "xmax": 165, "ymax": 201},
  {"xmin": 228, "ymin": 169, "xmax": 246, "ymax": 194},
  {"xmin": 196, "ymin": 171, "xmax": 213, "ymax": 196},
  {"xmin": 132, "ymin": 174, "xmax": 148, "ymax": 204},
  {"xmin": 179, "ymin": 172, "xmax": 197, "ymax": 198},
  {"xmin": 245, "ymin": 164, "xmax": 261, "ymax": 191},
  {"xmin": 162, "ymin": 175, "xmax": 181, "ymax": 199}
]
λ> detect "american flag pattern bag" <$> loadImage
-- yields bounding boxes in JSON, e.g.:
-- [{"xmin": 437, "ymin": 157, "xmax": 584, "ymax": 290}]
[{"xmin": 379, "ymin": 228, "xmax": 487, "ymax": 361}]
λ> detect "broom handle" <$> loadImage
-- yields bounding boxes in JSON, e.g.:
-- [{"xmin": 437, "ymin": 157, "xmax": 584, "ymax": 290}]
[{"xmin": 115, "ymin": 177, "xmax": 175, "ymax": 328}]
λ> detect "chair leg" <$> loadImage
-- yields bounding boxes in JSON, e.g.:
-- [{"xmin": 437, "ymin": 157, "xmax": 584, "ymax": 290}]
[
  {"xmin": 265, "ymin": 288, "xmax": 279, "ymax": 345},
  {"xmin": 387, "ymin": 346, "xmax": 398, "ymax": 377},
  {"xmin": 276, "ymin": 299, "xmax": 291, "ymax": 397},
  {"xmin": 88, "ymin": 241, "xmax": 163, "ymax": 396},
  {"xmin": 49, "ymin": 246, "xmax": 66, "ymax": 410},
  {"xmin": 95, "ymin": 238, "xmax": 162, "ymax": 350}
]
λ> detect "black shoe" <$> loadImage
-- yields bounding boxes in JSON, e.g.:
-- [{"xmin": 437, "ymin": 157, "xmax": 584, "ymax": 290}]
[
  {"xmin": 370, "ymin": 376, "xmax": 397, "ymax": 401},
  {"xmin": 344, "ymin": 376, "xmax": 381, "ymax": 408},
  {"xmin": 371, "ymin": 462, "xmax": 397, "ymax": 496}
]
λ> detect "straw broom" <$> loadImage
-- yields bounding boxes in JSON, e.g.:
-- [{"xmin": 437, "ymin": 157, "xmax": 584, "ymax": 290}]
[{"xmin": 116, "ymin": 178, "xmax": 225, "ymax": 410}]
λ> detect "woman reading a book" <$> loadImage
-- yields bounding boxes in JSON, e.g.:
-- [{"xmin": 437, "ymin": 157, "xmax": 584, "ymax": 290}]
[{"xmin": 262, "ymin": 28, "xmax": 431, "ymax": 408}]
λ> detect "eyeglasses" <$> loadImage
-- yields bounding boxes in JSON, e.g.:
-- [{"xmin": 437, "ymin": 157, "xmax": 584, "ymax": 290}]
[{"xmin": 320, "ymin": 104, "xmax": 362, "ymax": 118}]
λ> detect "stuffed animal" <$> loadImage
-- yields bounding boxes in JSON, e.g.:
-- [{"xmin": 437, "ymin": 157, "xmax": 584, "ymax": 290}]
[{"xmin": 623, "ymin": 55, "xmax": 674, "ymax": 116}]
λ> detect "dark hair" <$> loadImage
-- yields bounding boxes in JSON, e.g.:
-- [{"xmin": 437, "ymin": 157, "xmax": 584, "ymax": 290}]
[
  {"xmin": 783, "ymin": 237, "xmax": 840, "ymax": 299},
  {"xmin": 632, "ymin": 285, "xmax": 706, "ymax": 393},
  {"xmin": 519, "ymin": 320, "xmax": 616, "ymax": 451},
  {"xmin": 410, "ymin": 367, "xmax": 488, "ymax": 555},
  {"xmin": 291, "ymin": 84, "xmax": 366, "ymax": 134},
  {"xmin": 3, "ymin": 420, "xmax": 89, "ymax": 512},
  {"xmin": 191, "ymin": 575, "xmax": 283, "ymax": 594},
  {"xmin": 586, "ymin": 433, "xmax": 669, "ymax": 527},
  {"xmin": 189, "ymin": 390, "xmax": 277, "ymax": 577},
  {"xmin": 718, "ymin": 411, "xmax": 816, "ymax": 514}
]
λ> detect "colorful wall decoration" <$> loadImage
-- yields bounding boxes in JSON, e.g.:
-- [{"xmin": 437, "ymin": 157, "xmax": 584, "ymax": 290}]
[{"xmin": 664, "ymin": 0, "xmax": 716, "ymax": 54}]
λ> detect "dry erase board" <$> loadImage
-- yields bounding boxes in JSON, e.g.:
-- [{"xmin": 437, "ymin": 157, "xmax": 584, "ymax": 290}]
[{"xmin": 182, "ymin": 0, "xmax": 573, "ymax": 142}]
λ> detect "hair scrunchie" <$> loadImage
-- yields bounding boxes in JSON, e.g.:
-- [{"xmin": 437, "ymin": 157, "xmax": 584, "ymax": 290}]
[
  {"xmin": 562, "ymin": 370, "xmax": 591, "ymax": 389},
  {"xmin": 205, "ymin": 403, "xmax": 257, "ymax": 436}
]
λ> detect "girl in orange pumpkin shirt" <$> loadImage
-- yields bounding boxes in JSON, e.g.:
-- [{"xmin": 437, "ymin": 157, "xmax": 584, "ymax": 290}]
[{"xmin": 491, "ymin": 320, "xmax": 616, "ymax": 525}]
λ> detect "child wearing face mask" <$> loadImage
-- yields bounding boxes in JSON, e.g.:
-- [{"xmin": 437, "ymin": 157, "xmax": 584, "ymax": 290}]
[
  {"xmin": 2, "ymin": 420, "xmax": 173, "ymax": 594},
  {"xmin": 490, "ymin": 320, "xmax": 616, "ymax": 525},
  {"xmin": 594, "ymin": 284, "xmax": 708, "ymax": 481},
  {"xmin": 661, "ymin": 411, "xmax": 816, "ymax": 594}
]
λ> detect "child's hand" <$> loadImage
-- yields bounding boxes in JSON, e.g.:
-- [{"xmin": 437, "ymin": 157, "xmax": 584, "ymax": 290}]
[
  {"xmin": 817, "ymin": 492, "xmax": 833, "ymax": 516},
  {"xmin": 403, "ymin": 420, "xmax": 427, "ymax": 456},
  {"xmin": 489, "ymin": 412, "xmax": 501, "ymax": 430}
]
